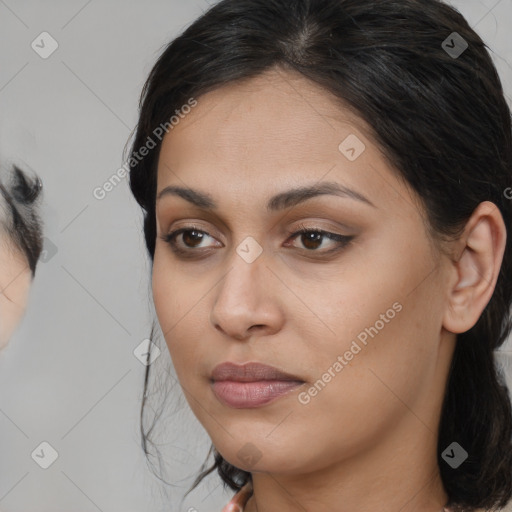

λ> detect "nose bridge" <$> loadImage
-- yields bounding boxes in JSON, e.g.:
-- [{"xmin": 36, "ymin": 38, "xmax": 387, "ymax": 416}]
[
  {"xmin": 210, "ymin": 239, "xmax": 278, "ymax": 337},
  {"xmin": 216, "ymin": 238, "xmax": 267, "ymax": 310}
]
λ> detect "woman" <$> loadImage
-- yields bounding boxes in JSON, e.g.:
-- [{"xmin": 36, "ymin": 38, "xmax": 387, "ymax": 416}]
[
  {"xmin": 128, "ymin": 0, "xmax": 512, "ymax": 510},
  {"xmin": 0, "ymin": 165, "xmax": 43, "ymax": 349}
]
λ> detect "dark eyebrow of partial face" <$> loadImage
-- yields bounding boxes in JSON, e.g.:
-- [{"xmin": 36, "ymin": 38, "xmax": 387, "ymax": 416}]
[{"xmin": 156, "ymin": 181, "xmax": 376, "ymax": 211}]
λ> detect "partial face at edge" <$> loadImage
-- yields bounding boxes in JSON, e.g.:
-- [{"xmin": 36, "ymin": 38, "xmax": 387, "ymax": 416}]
[
  {"xmin": 151, "ymin": 68, "xmax": 455, "ymax": 475},
  {"xmin": 0, "ymin": 229, "xmax": 32, "ymax": 350}
]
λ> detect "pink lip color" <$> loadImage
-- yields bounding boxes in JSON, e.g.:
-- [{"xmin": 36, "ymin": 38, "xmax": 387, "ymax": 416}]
[{"xmin": 211, "ymin": 380, "xmax": 303, "ymax": 408}]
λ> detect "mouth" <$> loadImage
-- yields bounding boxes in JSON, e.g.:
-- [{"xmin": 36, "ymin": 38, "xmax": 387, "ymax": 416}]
[{"xmin": 210, "ymin": 361, "xmax": 306, "ymax": 408}]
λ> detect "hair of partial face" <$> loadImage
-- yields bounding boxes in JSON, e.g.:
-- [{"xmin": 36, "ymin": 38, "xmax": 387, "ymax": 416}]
[{"xmin": 0, "ymin": 165, "xmax": 43, "ymax": 276}]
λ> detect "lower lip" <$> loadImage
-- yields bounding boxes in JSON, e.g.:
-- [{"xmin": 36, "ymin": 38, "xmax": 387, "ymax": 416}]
[{"xmin": 211, "ymin": 380, "xmax": 304, "ymax": 408}]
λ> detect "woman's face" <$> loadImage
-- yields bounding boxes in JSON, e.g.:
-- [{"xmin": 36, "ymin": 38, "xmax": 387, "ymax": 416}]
[
  {"xmin": 0, "ymin": 232, "xmax": 32, "ymax": 350},
  {"xmin": 152, "ymin": 68, "xmax": 456, "ymax": 476}
]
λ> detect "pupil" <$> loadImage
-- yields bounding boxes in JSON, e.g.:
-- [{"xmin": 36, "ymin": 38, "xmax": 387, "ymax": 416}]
[
  {"xmin": 303, "ymin": 232, "xmax": 322, "ymax": 250},
  {"xmin": 183, "ymin": 230, "xmax": 203, "ymax": 247}
]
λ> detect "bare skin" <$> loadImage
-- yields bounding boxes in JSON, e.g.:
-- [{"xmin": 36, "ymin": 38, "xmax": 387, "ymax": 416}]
[
  {"xmin": 0, "ymin": 233, "xmax": 32, "ymax": 350},
  {"xmin": 151, "ymin": 67, "xmax": 506, "ymax": 512}
]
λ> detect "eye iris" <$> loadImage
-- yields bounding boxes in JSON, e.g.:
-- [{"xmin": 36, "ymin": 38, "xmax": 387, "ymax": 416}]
[
  {"xmin": 183, "ymin": 230, "xmax": 204, "ymax": 248},
  {"xmin": 301, "ymin": 232, "xmax": 322, "ymax": 250}
]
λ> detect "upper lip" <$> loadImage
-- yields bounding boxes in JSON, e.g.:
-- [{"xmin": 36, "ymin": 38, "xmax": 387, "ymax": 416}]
[{"xmin": 211, "ymin": 362, "xmax": 304, "ymax": 382}]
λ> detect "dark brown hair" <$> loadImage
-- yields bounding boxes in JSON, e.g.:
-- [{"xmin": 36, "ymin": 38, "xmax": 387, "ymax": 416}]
[{"xmin": 0, "ymin": 165, "xmax": 43, "ymax": 276}]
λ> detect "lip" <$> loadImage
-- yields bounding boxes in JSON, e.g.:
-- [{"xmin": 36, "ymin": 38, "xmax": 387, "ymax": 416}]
[
  {"xmin": 211, "ymin": 361, "xmax": 303, "ymax": 382},
  {"xmin": 210, "ymin": 362, "xmax": 305, "ymax": 408}
]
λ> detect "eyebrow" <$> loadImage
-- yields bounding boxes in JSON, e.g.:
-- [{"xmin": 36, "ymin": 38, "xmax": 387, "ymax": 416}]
[{"xmin": 156, "ymin": 181, "xmax": 376, "ymax": 211}]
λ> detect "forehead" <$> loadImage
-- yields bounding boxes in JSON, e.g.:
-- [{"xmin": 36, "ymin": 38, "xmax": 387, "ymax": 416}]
[
  {"xmin": 161, "ymin": 70, "xmax": 365, "ymax": 166},
  {"xmin": 156, "ymin": 68, "xmax": 413, "ymax": 215}
]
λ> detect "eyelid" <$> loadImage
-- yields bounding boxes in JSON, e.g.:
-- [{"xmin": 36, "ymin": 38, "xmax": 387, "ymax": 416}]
[
  {"xmin": 164, "ymin": 221, "xmax": 222, "ymax": 242},
  {"xmin": 282, "ymin": 212, "xmax": 355, "ymax": 233},
  {"xmin": 165, "ymin": 215, "xmax": 354, "ymax": 237},
  {"xmin": 283, "ymin": 219, "xmax": 354, "ymax": 236}
]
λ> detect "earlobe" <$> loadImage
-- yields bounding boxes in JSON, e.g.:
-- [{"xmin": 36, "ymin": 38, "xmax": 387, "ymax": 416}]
[{"xmin": 443, "ymin": 201, "xmax": 507, "ymax": 334}]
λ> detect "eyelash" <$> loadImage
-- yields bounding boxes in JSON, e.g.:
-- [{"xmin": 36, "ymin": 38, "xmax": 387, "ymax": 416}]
[{"xmin": 159, "ymin": 223, "xmax": 354, "ymax": 258}]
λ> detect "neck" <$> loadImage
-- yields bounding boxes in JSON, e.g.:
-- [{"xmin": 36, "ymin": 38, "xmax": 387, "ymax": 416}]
[{"xmin": 244, "ymin": 414, "xmax": 449, "ymax": 512}]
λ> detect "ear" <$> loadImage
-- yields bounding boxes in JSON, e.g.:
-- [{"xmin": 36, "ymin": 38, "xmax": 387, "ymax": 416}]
[{"xmin": 443, "ymin": 201, "xmax": 507, "ymax": 334}]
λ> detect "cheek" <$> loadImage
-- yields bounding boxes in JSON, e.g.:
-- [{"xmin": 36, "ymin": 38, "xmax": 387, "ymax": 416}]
[
  {"xmin": 299, "ymin": 245, "xmax": 443, "ymax": 412},
  {"xmin": 308, "ymin": 278, "xmax": 443, "ymax": 434},
  {"xmin": 152, "ymin": 248, "xmax": 188, "ymax": 334},
  {"xmin": 151, "ymin": 251, "xmax": 206, "ymax": 378},
  {"xmin": 0, "ymin": 269, "xmax": 31, "ymax": 349},
  {"xmin": 151, "ymin": 252, "xmax": 170, "ymax": 330},
  {"xmin": 280, "ymin": 300, "xmax": 442, "ymax": 470}
]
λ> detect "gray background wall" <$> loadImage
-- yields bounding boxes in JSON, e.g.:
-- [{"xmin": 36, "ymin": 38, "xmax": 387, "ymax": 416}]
[{"xmin": 0, "ymin": 1, "xmax": 511, "ymax": 511}]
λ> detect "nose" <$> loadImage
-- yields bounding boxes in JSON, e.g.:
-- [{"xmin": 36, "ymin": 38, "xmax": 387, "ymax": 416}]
[{"xmin": 209, "ymin": 249, "xmax": 284, "ymax": 342}]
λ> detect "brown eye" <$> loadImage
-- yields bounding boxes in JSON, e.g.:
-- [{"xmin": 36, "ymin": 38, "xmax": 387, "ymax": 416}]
[
  {"xmin": 159, "ymin": 223, "xmax": 353, "ymax": 259},
  {"xmin": 161, "ymin": 227, "xmax": 218, "ymax": 252},
  {"xmin": 181, "ymin": 229, "xmax": 207, "ymax": 248},
  {"xmin": 285, "ymin": 224, "xmax": 354, "ymax": 253},
  {"xmin": 298, "ymin": 231, "xmax": 324, "ymax": 250}
]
